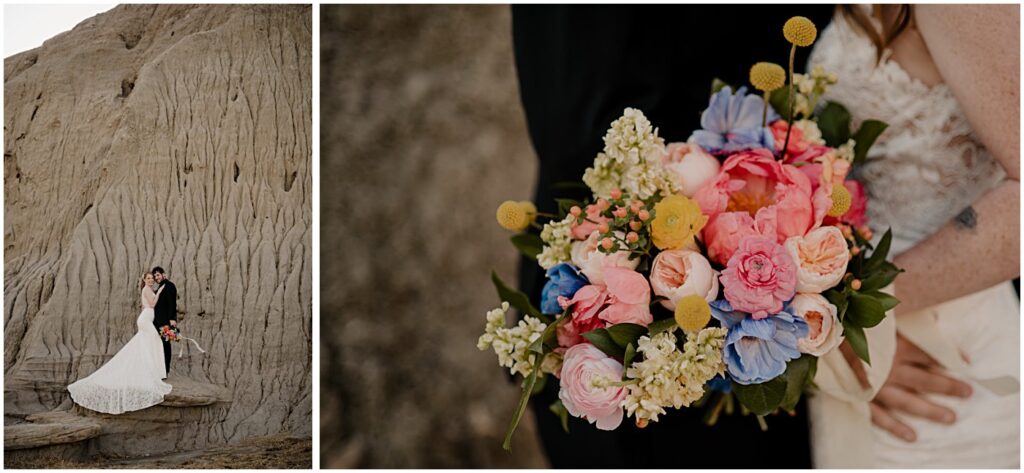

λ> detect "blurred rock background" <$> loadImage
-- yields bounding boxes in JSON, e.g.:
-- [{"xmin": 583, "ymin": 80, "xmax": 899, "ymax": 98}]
[{"xmin": 320, "ymin": 4, "xmax": 547, "ymax": 468}]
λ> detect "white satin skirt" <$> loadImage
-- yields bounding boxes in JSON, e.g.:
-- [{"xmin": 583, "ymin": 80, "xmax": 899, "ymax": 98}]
[{"xmin": 809, "ymin": 282, "xmax": 1020, "ymax": 468}]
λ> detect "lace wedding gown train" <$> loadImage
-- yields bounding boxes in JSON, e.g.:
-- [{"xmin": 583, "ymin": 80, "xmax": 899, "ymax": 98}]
[
  {"xmin": 67, "ymin": 286, "xmax": 173, "ymax": 414},
  {"xmin": 806, "ymin": 13, "xmax": 1020, "ymax": 468}
]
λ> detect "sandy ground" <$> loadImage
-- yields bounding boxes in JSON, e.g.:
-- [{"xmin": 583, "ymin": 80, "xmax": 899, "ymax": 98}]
[
  {"xmin": 4, "ymin": 435, "xmax": 312, "ymax": 469},
  {"xmin": 319, "ymin": 4, "xmax": 548, "ymax": 468}
]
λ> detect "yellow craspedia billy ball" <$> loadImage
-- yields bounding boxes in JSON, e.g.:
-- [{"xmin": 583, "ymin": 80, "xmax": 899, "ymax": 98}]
[
  {"xmin": 827, "ymin": 184, "xmax": 852, "ymax": 218},
  {"xmin": 674, "ymin": 295, "xmax": 712, "ymax": 332},
  {"xmin": 783, "ymin": 16, "xmax": 818, "ymax": 47},
  {"xmin": 518, "ymin": 201, "xmax": 537, "ymax": 221},
  {"xmin": 750, "ymin": 62, "xmax": 786, "ymax": 92},
  {"xmin": 496, "ymin": 200, "xmax": 531, "ymax": 231},
  {"xmin": 651, "ymin": 194, "xmax": 708, "ymax": 250}
]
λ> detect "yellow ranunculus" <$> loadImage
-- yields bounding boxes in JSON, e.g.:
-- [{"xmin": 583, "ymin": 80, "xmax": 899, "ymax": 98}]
[{"xmin": 651, "ymin": 194, "xmax": 708, "ymax": 250}]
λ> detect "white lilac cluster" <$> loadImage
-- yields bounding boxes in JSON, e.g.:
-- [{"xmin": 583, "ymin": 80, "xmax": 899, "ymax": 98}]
[
  {"xmin": 583, "ymin": 108, "xmax": 678, "ymax": 200},
  {"xmin": 793, "ymin": 65, "xmax": 839, "ymax": 118},
  {"xmin": 621, "ymin": 327, "xmax": 728, "ymax": 424},
  {"xmin": 835, "ymin": 138, "xmax": 856, "ymax": 162},
  {"xmin": 792, "ymin": 119, "xmax": 826, "ymax": 146},
  {"xmin": 537, "ymin": 214, "xmax": 574, "ymax": 269},
  {"xmin": 477, "ymin": 302, "xmax": 548, "ymax": 377}
]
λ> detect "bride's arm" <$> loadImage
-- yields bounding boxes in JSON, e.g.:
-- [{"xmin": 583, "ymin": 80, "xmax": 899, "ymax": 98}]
[
  {"xmin": 143, "ymin": 287, "xmax": 157, "ymax": 307},
  {"xmin": 886, "ymin": 5, "xmax": 1019, "ymax": 315}
]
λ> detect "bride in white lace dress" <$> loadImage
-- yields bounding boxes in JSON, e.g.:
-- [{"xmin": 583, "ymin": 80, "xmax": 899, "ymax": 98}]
[
  {"xmin": 806, "ymin": 5, "xmax": 1019, "ymax": 468},
  {"xmin": 67, "ymin": 272, "xmax": 173, "ymax": 414}
]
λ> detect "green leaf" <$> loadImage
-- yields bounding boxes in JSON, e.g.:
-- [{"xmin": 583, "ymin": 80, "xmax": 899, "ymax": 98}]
[
  {"xmin": 858, "ymin": 263, "xmax": 902, "ymax": 293},
  {"xmin": 647, "ymin": 317, "xmax": 679, "ymax": 336},
  {"xmin": 865, "ymin": 228, "xmax": 893, "ymax": 271},
  {"xmin": 503, "ymin": 367, "xmax": 540, "ymax": 451},
  {"xmin": 491, "ymin": 271, "xmax": 548, "ymax": 323},
  {"xmin": 622, "ymin": 343, "xmax": 637, "ymax": 381},
  {"xmin": 843, "ymin": 319, "xmax": 870, "ymax": 364},
  {"xmin": 817, "ymin": 102, "xmax": 852, "ymax": 147},
  {"xmin": 847, "ymin": 292, "xmax": 886, "ymax": 328},
  {"xmin": 711, "ymin": 78, "xmax": 732, "ymax": 95},
  {"xmin": 605, "ymin": 323, "xmax": 647, "ymax": 348},
  {"xmin": 732, "ymin": 376, "xmax": 788, "ymax": 416},
  {"xmin": 548, "ymin": 399, "xmax": 570, "ymax": 433},
  {"xmin": 823, "ymin": 288, "xmax": 849, "ymax": 321},
  {"xmin": 863, "ymin": 291, "xmax": 900, "ymax": 312},
  {"xmin": 779, "ymin": 356, "xmax": 814, "ymax": 412},
  {"xmin": 510, "ymin": 233, "xmax": 544, "ymax": 261},
  {"xmin": 581, "ymin": 329, "xmax": 625, "ymax": 358},
  {"xmin": 769, "ymin": 87, "xmax": 791, "ymax": 118},
  {"xmin": 852, "ymin": 120, "xmax": 888, "ymax": 164}
]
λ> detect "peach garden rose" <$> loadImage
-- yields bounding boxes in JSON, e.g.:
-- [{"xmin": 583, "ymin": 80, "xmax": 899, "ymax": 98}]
[
  {"xmin": 649, "ymin": 249, "xmax": 719, "ymax": 310},
  {"xmin": 784, "ymin": 226, "xmax": 850, "ymax": 293},
  {"xmin": 789, "ymin": 293, "xmax": 844, "ymax": 356}
]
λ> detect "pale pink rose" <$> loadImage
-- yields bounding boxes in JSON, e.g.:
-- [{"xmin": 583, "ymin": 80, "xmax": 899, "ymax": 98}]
[
  {"xmin": 571, "ymin": 231, "xmax": 639, "ymax": 285},
  {"xmin": 720, "ymin": 236, "xmax": 798, "ymax": 319},
  {"xmin": 663, "ymin": 142, "xmax": 721, "ymax": 197},
  {"xmin": 790, "ymin": 293, "xmax": 844, "ymax": 356},
  {"xmin": 784, "ymin": 226, "xmax": 850, "ymax": 293},
  {"xmin": 559, "ymin": 343, "xmax": 626, "ymax": 431},
  {"xmin": 649, "ymin": 249, "xmax": 719, "ymax": 310},
  {"xmin": 571, "ymin": 204, "xmax": 611, "ymax": 241},
  {"xmin": 695, "ymin": 149, "xmax": 825, "ymax": 265},
  {"xmin": 597, "ymin": 267, "xmax": 652, "ymax": 326}
]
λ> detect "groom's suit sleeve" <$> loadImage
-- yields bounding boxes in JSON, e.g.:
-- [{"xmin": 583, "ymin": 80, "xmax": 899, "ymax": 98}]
[{"xmin": 167, "ymin": 283, "xmax": 178, "ymax": 322}]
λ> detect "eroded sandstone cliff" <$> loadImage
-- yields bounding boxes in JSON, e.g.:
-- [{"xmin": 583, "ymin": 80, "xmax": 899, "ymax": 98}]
[{"xmin": 4, "ymin": 4, "xmax": 311, "ymax": 458}]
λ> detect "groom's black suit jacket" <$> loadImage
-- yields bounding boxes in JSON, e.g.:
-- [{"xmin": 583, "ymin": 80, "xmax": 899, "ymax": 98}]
[
  {"xmin": 153, "ymin": 280, "xmax": 178, "ymax": 328},
  {"xmin": 512, "ymin": 5, "xmax": 835, "ymax": 468}
]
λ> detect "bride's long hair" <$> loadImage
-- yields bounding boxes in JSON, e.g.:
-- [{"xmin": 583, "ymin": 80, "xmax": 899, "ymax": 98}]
[
  {"xmin": 139, "ymin": 272, "xmax": 153, "ymax": 290},
  {"xmin": 839, "ymin": 4, "xmax": 912, "ymax": 62}
]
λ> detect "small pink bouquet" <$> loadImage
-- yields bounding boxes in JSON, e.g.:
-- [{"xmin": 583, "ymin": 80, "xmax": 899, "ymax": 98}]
[{"xmin": 480, "ymin": 16, "xmax": 901, "ymax": 450}]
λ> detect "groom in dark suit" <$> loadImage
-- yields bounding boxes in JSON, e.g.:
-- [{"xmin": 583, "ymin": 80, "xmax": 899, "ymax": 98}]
[
  {"xmin": 512, "ymin": 5, "xmax": 835, "ymax": 468},
  {"xmin": 152, "ymin": 266, "xmax": 177, "ymax": 377}
]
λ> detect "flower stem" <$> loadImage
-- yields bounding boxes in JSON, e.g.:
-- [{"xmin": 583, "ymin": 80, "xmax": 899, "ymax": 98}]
[
  {"xmin": 780, "ymin": 44, "xmax": 797, "ymax": 161},
  {"xmin": 502, "ymin": 365, "xmax": 540, "ymax": 451}
]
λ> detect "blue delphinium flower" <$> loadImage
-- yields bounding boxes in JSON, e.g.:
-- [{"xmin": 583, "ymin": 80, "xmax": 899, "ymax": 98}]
[
  {"xmin": 710, "ymin": 299, "xmax": 808, "ymax": 385},
  {"xmin": 541, "ymin": 263, "xmax": 589, "ymax": 315},
  {"xmin": 691, "ymin": 86, "xmax": 778, "ymax": 155}
]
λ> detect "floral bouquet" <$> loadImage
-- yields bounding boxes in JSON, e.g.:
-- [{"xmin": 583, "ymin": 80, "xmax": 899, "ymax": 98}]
[
  {"xmin": 479, "ymin": 16, "xmax": 902, "ymax": 450},
  {"xmin": 160, "ymin": 325, "xmax": 181, "ymax": 342}
]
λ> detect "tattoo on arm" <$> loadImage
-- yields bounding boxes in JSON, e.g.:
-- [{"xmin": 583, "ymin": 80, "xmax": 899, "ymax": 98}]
[{"xmin": 954, "ymin": 206, "xmax": 977, "ymax": 229}]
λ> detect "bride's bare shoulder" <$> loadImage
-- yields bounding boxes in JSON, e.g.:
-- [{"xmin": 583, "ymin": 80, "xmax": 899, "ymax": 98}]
[{"xmin": 916, "ymin": 4, "xmax": 1019, "ymax": 178}]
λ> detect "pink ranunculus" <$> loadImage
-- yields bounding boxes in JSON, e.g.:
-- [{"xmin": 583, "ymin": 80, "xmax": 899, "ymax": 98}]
[
  {"xmin": 694, "ymin": 149, "xmax": 827, "ymax": 265},
  {"xmin": 649, "ymin": 249, "xmax": 719, "ymax": 310},
  {"xmin": 663, "ymin": 142, "xmax": 721, "ymax": 197},
  {"xmin": 570, "ymin": 231, "xmax": 639, "ymax": 285},
  {"xmin": 597, "ymin": 267, "xmax": 653, "ymax": 327},
  {"xmin": 559, "ymin": 343, "xmax": 627, "ymax": 431},
  {"xmin": 784, "ymin": 226, "xmax": 850, "ymax": 293},
  {"xmin": 720, "ymin": 235, "xmax": 798, "ymax": 319},
  {"xmin": 770, "ymin": 119, "xmax": 812, "ymax": 158},
  {"xmin": 571, "ymin": 204, "xmax": 611, "ymax": 240},
  {"xmin": 790, "ymin": 293, "xmax": 844, "ymax": 356}
]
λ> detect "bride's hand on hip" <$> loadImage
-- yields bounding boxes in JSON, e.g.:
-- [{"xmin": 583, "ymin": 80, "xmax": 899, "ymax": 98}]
[{"xmin": 840, "ymin": 335, "xmax": 973, "ymax": 442}]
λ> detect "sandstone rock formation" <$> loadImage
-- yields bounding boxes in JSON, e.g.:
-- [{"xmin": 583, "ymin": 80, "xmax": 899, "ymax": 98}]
[
  {"xmin": 320, "ymin": 5, "xmax": 547, "ymax": 468},
  {"xmin": 4, "ymin": 4, "xmax": 311, "ymax": 462}
]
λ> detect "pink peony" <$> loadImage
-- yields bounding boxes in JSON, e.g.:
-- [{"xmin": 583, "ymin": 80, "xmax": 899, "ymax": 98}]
[
  {"xmin": 649, "ymin": 249, "xmax": 719, "ymax": 310},
  {"xmin": 784, "ymin": 226, "xmax": 850, "ymax": 293},
  {"xmin": 571, "ymin": 231, "xmax": 640, "ymax": 285},
  {"xmin": 720, "ymin": 235, "xmax": 798, "ymax": 319},
  {"xmin": 695, "ymin": 149, "xmax": 828, "ymax": 265},
  {"xmin": 559, "ymin": 344, "xmax": 627, "ymax": 431},
  {"xmin": 597, "ymin": 267, "xmax": 653, "ymax": 326},
  {"xmin": 663, "ymin": 142, "xmax": 721, "ymax": 197},
  {"xmin": 570, "ymin": 204, "xmax": 611, "ymax": 241}
]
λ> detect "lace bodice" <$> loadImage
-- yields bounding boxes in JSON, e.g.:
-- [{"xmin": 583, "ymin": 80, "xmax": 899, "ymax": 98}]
[
  {"xmin": 141, "ymin": 286, "xmax": 157, "ymax": 309},
  {"xmin": 808, "ymin": 15, "xmax": 1006, "ymax": 255}
]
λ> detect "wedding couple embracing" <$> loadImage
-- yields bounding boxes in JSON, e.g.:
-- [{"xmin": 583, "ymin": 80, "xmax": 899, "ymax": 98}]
[
  {"xmin": 512, "ymin": 4, "xmax": 1018, "ymax": 468},
  {"xmin": 68, "ymin": 267, "xmax": 180, "ymax": 414}
]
